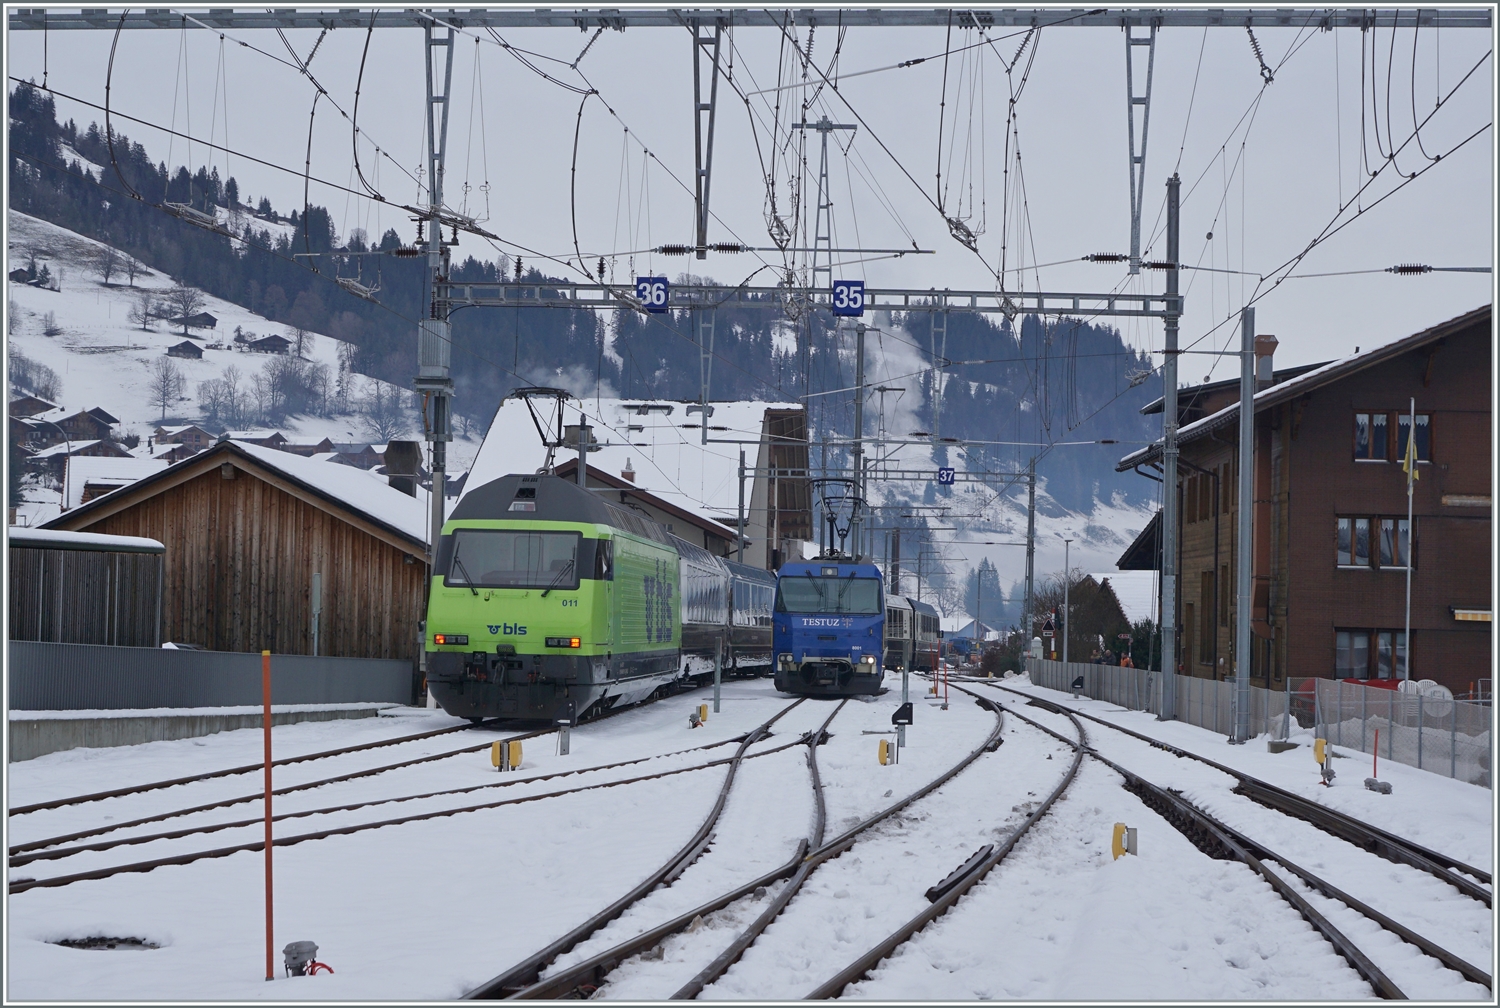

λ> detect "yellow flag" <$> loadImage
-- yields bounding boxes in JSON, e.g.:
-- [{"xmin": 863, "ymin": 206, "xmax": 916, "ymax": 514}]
[{"xmin": 1401, "ymin": 424, "xmax": 1420, "ymax": 481}]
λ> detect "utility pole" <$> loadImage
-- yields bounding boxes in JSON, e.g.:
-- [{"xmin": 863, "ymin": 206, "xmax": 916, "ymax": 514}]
[
  {"xmin": 792, "ymin": 116, "xmax": 858, "ymax": 294},
  {"xmin": 1062, "ymin": 537, "xmax": 1073, "ymax": 668},
  {"xmin": 1158, "ymin": 173, "xmax": 1181, "ymax": 720},
  {"xmin": 1232, "ymin": 306, "xmax": 1254, "ymax": 742},
  {"xmin": 1024, "ymin": 457, "xmax": 1037, "ymax": 643},
  {"xmin": 1124, "ymin": 23, "xmax": 1157, "ymax": 274},
  {"xmin": 415, "ymin": 22, "xmax": 456, "ymax": 558},
  {"xmin": 737, "ymin": 448, "xmax": 746, "ymax": 563},
  {"xmin": 890, "ymin": 528, "xmax": 901, "ymax": 595},
  {"xmin": 690, "ymin": 19, "xmax": 723, "ymax": 260},
  {"xmin": 850, "ymin": 322, "xmax": 867, "ymax": 560}
]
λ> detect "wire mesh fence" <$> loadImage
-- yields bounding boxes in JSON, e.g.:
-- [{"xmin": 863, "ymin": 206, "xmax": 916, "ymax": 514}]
[
  {"xmin": 1024, "ymin": 659, "xmax": 1493, "ymax": 788},
  {"xmin": 1312, "ymin": 678, "xmax": 1492, "ymax": 788},
  {"xmin": 1026, "ymin": 658, "xmax": 1288, "ymax": 738}
]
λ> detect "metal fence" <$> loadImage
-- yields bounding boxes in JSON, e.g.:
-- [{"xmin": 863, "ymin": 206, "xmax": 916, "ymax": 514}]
[
  {"xmin": 1024, "ymin": 658, "xmax": 1493, "ymax": 788},
  {"xmin": 1026, "ymin": 658, "xmax": 1290, "ymax": 741},
  {"xmin": 9, "ymin": 641, "xmax": 417, "ymax": 710},
  {"xmin": 1312, "ymin": 678, "xmax": 1491, "ymax": 788}
]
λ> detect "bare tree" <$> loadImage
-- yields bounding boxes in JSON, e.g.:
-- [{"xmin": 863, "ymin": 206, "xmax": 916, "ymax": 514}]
[
  {"xmin": 162, "ymin": 284, "xmax": 207, "ymax": 335},
  {"xmin": 41, "ymin": 311, "xmax": 62, "ymax": 338},
  {"xmin": 359, "ymin": 379, "xmax": 410, "ymax": 442},
  {"xmin": 148, "ymin": 357, "xmax": 186, "ymax": 421},
  {"xmin": 291, "ymin": 326, "xmax": 315, "ymax": 359},
  {"xmin": 123, "ymin": 255, "xmax": 143, "ymax": 286},
  {"xmin": 126, "ymin": 289, "xmax": 157, "ymax": 331},
  {"xmin": 94, "ymin": 246, "xmax": 122, "ymax": 286}
]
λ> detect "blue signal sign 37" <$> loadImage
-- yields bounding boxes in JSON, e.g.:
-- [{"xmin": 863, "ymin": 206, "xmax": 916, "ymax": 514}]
[{"xmin": 937, "ymin": 467, "xmax": 955, "ymax": 485}]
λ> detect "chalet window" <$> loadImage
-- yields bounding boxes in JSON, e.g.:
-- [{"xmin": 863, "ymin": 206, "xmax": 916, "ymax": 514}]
[
  {"xmin": 1199, "ymin": 572, "xmax": 1214, "ymax": 664},
  {"xmin": 1376, "ymin": 631, "xmax": 1408, "ymax": 678},
  {"xmin": 1353, "ymin": 412, "xmax": 1389, "ymax": 460},
  {"xmin": 1396, "ymin": 413, "xmax": 1431, "ymax": 463},
  {"xmin": 1335, "ymin": 630, "xmax": 1371, "ymax": 678},
  {"xmin": 1337, "ymin": 629, "xmax": 1407, "ymax": 679},
  {"xmin": 1337, "ymin": 516, "xmax": 1411, "ymax": 569},
  {"xmin": 1378, "ymin": 519, "xmax": 1410, "ymax": 568}
]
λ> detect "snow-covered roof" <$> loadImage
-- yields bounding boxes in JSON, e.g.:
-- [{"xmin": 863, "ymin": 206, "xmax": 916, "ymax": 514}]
[
  {"xmin": 222, "ymin": 429, "xmax": 284, "ymax": 441},
  {"xmin": 462, "ymin": 397, "xmax": 800, "ymax": 523},
  {"xmin": 65, "ymin": 456, "xmax": 171, "ymax": 509},
  {"xmin": 31, "ymin": 439, "xmax": 107, "ymax": 459},
  {"xmin": 227, "ymin": 441, "xmax": 429, "ymax": 545},
  {"xmin": 8, "ymin": 526, "xmax": 164, "ymax": 553},
  {"xmin": 1089, "ymin": 571, "xmax": 1158, "ymax": 626}
]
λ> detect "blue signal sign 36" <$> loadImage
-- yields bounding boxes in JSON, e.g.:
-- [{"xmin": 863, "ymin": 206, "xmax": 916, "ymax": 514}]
[{"xmin": 636, "ymin": 276, "xmax": 670, "ymax": 313}]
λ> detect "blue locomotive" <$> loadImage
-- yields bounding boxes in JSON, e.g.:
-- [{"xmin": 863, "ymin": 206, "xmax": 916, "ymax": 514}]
[{"xmin": 772, "ymin": 559, "xmax": 887, "ymax": 696}]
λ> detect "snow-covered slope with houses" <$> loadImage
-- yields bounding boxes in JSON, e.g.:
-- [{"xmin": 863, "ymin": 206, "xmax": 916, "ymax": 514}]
[{"xmin": 7, "ymin": 210, "xmax": 480, "ymax": 524}]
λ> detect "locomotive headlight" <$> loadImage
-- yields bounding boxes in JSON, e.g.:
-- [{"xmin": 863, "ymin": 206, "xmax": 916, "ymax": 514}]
[
  {"xmin": 433, "ymin": 633, "xmax": 469, "ymax": 646},
  {"xmin": 546, "ymin": 637, "xmax": 582, "ymax": 648},
  {"xmin": 777, "ymin": 653, "xmax": 792, "ymax": 667},
  {"xmin": 861, "ymin": 654, "xmax": 877, "ymax": 664}
]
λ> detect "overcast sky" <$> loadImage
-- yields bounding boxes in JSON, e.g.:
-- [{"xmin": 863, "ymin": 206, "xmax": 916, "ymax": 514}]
[{"xmin": 8, "ymin": 8, "xmax": 1495, "ymax": 384}]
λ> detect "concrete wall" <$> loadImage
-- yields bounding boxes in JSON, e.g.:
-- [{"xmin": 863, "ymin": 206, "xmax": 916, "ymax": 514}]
[
  {"xmin": 9, "ymin": 706, "xmax": 387, "ymax": 762},
  {"xmin": 9, "ymin": 641, "xmax": 416, "ymax": 710}
]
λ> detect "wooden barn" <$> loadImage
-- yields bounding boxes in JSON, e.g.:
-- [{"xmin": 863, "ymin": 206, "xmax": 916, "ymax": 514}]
[
  {"xmin": 41, "ymin": 439, "xmax": 431, "ymax": 660},
  {"xmin": 8, "ymin": 527, "xmax": 164, "ymax": 647}
]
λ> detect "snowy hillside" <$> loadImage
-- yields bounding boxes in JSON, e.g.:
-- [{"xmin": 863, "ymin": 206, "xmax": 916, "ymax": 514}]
[{"xmin": 7, "ymin": 211, "xmax": 481, "ymax": 520}]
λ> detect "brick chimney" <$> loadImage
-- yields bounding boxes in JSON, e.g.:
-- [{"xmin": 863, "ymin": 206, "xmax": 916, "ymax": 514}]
[
  {"xmin": 621, "ymin": 457, "xmax": 636, "ymax": 483},
  {"xmin": 1254, "ymin": 334, "xmax": 1278, "ymax": 390}
]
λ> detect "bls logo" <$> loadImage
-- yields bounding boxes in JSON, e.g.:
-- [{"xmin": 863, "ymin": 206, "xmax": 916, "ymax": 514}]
[{"xmin": 487, "ymin": 623, "xmax": 528, "ymax": 635}]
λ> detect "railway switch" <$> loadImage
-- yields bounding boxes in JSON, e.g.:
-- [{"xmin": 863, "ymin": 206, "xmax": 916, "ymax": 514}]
[
  {"xmin": 1111, "ymin": 823, "xmax": 1138, "ymax": 859},
  {"xmin": 492, "ymin": 739, "xmax": 523, "ymax": 771}
]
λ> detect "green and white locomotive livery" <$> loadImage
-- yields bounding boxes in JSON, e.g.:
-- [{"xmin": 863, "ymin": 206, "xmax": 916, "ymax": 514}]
[{"xmin": 424, "ymin": 473, "xmax": 774, "ymax": 721}]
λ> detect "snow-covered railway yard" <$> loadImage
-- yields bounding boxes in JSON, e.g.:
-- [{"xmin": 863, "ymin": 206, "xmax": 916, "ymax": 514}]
[{"xmin": 7, "ymin": 676, "xmax": 1493, "ymax": 1001}]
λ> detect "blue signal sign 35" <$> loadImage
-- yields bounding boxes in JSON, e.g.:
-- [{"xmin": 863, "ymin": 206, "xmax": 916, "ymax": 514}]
[{"xmin": 831, "ymin": 279, "xmax": 865, "ymax": 317}]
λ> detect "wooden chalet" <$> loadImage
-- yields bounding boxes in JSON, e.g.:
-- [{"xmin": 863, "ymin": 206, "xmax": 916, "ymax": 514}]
[
  {"xmin": 166, "ymin": 340, "xmax": 204, "ymax": 360},
  {"xmin": 220, "ymin": 429, "xmax": 287, "ymax": 449},
  {"xmin": 32, "ymin": 438, "xmax": 131, "ymax": 479},
  {"xmin": 1116, "ymin": 305, "xmax": 1491, "ymax": 693},
  {"xmin": 155, "ymin": 425, "xmax": 215, "ymax": 450},
  {"xmin": 281, "ymin": 437, "xmax": 336, "ymax": 458},
  {"xmin": 247, "ymin": 334, "xmax": 292, "ymax": 354},
  {"xmin": 166, "ymin": 312, "xmax": 218, "ymax": 333},
  {"xmin": 9, "ymin": 395, "xmax": 58, "ymax": 418},
  {"xmin": 42, "ymin": 439, "xmax": 430, "ymax": 660}
]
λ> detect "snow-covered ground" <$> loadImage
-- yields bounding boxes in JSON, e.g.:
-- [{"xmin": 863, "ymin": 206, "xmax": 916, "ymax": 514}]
[{"xmin": 7, "ymin": 673, "xmax": 1490, "ymax": 1001}]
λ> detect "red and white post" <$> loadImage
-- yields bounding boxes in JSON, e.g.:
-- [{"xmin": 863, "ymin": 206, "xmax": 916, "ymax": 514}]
[{"xmin": 262, "ymin": 649, "xmax": 274, "ymax": 981}]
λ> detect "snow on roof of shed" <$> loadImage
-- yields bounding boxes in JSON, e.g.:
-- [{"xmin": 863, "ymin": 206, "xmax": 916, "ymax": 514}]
[
  {"xmin": 8, "ymin": 526, "xmax": 164, "ymax": 553},
  {"xmin": 65, "ymin": 456, "xmax": 171, "ymax": 508},
  {"xmin": 227, "ymin": 441, "xmax": 429, "ymax": 545}
]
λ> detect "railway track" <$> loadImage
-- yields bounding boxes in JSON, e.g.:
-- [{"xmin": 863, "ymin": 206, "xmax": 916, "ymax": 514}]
[
  {"xmin": 973, "ymin": 679, "xmax": 1491, "ymax": 905},
  {"xmin": 980, "ymin": 686, "xmax": 1491, "ymax": 1000},
  {"xmin": 10, "ymin": 681, "xmax": 731, "ymax": 859},
  {"xmin": 484, "ymin": 688, "xmax": 1018, "ymax": 1000},
  {"xmin": 9, "ymin": 707, "xmax": 811, "ymax": 895},
  {"xmin": 458, "ymin": 698, "xmax": 812, "ymax": 998}
]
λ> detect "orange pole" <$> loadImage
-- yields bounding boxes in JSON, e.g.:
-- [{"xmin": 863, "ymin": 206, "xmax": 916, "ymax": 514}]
[{"xmin": 263, "ymin": 649, "xmax": 274, "ymax": 981}]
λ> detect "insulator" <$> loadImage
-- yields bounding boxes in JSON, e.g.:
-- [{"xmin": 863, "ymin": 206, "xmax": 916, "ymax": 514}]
[
  {"xmin": 1084, "ymin": 253, "xmax": 1128, "ymax": 263},
  {"xmin": 656, "ymin": 244, "xmax": 692, "ymax": 256},
  {"xmin": 710, "ymin": 243, "xmax": 746, "ymax": 254},
  {"xmin": 389, "ymin": 247, "xmax": 421, "ymax": 258},
  {"xmin": 1142, "ymin": 260, "xmax": 1178, "ymax": 271},
  {"xmin": 1386, "ymin": 263, "xmax": 1431, "ymax": 275}
]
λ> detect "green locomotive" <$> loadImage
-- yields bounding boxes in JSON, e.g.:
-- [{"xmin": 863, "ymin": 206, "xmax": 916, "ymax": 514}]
[{"xmin": 424, "ymin": 473, "xmax": 773, "ymax": 721}]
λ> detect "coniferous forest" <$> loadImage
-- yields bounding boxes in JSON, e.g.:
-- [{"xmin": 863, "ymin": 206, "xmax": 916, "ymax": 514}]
[{"xmin": 8, "ymin": 80, "xmax": 1164, "ymax": 512}]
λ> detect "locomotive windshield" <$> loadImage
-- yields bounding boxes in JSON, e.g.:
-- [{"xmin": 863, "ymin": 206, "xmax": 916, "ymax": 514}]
[
  {"xmin": 445, "ymin": 529, "xmax": 580, "ymax": 591},
  {"xmin": 775, "ymin": 575, "xmax": 882, "ymax": 615}
]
